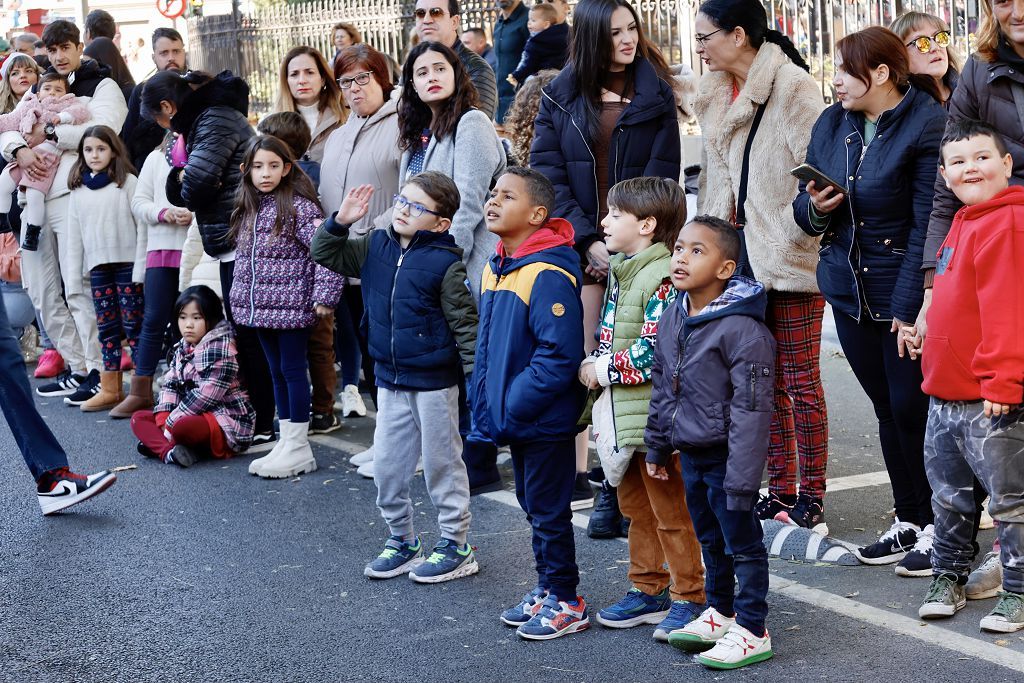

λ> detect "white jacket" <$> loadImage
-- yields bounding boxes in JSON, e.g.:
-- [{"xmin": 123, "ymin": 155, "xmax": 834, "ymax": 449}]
[
  {"xmin": 65, "ymin": 175, "xmax": 143, "ymax": 294},
  {"xmin": 132, "ymin": 148, "xmax": 193, "ymax": 262},
  {"xmin": 0, "ymin": 77, "xmax": 128, "ymax": 200},
  {"xmin": 178, "ymin": 223, "xmax": 222, "ymax": 296}
]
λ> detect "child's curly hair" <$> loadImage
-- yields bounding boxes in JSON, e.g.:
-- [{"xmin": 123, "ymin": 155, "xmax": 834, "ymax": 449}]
[{"xmin": 503, "ymin": 69, "xmax": 560, "ymax": 167}]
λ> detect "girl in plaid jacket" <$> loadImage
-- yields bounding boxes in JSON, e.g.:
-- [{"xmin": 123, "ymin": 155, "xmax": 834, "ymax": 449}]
[{"xmin": 130, "ymin": 286, "xmax": 255, "ymax": 467}]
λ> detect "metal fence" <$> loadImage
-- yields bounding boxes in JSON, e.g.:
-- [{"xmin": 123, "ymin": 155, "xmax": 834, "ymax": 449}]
[{"xmin": 187, "ymin": 0, "xmax": 980, "ymax": 115}]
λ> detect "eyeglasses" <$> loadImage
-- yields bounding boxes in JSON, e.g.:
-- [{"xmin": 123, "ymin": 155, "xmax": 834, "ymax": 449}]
[
  {"xmin": 393, "ymin": 194, "xmax": 442, "ymax": 218},
  {"xmin": 695, "ymin": 28, "xmax": 723, "ymax": 46},
  {"xmin": 338, "ymin": 71, "xmax": 373, "ymax": 89},
  {"xmin": 414, "ymin": 7, "xmax": 447, "ymax": 20},
  {"xmin": 906, "ymin": 30, "xmax": 950, "ymax": 53}
]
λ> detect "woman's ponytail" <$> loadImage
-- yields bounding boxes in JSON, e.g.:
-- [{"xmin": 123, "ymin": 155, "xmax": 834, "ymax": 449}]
[{"xmin": 765, "ymin": 29, "xmax": 810, "ymax": 72}]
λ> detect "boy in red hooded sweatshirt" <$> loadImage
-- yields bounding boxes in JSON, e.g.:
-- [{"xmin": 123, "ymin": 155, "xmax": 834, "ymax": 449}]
[
  {"xmin": 472, "ymin": 167, "xmax": 588, "ymax": 640},
  {"xmin": 918, "ymin": 119, "xmax": 1024, "ymax": 633}
]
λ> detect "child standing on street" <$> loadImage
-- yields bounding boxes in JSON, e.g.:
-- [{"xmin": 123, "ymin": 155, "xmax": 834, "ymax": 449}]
[
  {"xmin": 229, "ymin": 135, "xmax": 344, "ymax": 479},
  {"xmin": 131, "ymin": 285, "xmax": 255, "ymax": 467},
  {"xmin": 917, "ymin": 119, "xmax": 1024, "ymax": 633},
  {"xmin": 473, "ymin": 167, "xmax": 588, "ymax": 641},
  {"xmin": 579, "ymin": 177, "xmax": 706, "ymax": 640},
  {"xmin": 646, "ymin": 215, "xmax": 775, "ymax": 669},
  {"xmin": 64, "ymin": 125, "xmax": 143, "ymax": 412},
  {"xmin": 311, "ymin": 172, "xmax": 478, "ymax": 584}
]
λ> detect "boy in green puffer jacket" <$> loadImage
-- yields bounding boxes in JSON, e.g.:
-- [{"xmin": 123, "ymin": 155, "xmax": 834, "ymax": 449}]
[{"xmin": 578, "ymin": 177, "xmax": 706, "ymax": 640}]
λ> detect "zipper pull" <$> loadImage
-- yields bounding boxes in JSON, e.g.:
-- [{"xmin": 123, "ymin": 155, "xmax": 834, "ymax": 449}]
[
  {"xmin": 672, "ymin": 372, "xmax": 679, "ymax": 395},
  {"xmin": 397, "ymin": 253, "xmax": 405, "ymax": 267}
]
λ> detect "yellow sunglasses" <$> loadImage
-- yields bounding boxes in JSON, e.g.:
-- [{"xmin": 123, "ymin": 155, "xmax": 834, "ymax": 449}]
[{"xmin": 907, "ymin": 30, "xmax": 951, "ymax": 53}]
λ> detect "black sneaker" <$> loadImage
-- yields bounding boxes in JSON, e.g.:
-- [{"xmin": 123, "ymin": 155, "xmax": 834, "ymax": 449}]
[
  {"xmin": 587, "ymin": 480, "xmax": 623, "ymax": 539},
  {"xmin": 251, "ymin": 430, "xmax": 277, "ymax": 446},
  {"xmin": 168, "ymin": 444, "xmax": 199, "ymax": 468},
  {"xmin": 36, "ymin": 369, "xmax": 84, "ymax": 397},
  {"xmin": 588, "ymin": 466, "xmax": 605, "ymax": 486},
  {"xmin": 36, "ymin": 466, "xmax": 117, "ymax": 515},
  {"xmin": 782, "ymin": 493, "xmax": 828, "ymax": 535},
  {"xmin": 136, "ymin": 441, "xmax": 158, "ymax": 459},
  {"xmin": 754, "ymin": 491, "xmax": 796, "ymax": 521},
  {"xmin": 895, "ymin": 524, "xmax": 934, "ymax": 577},
  {"xmin": 21, "ymin": 223, "xmax": 41, "ymax": 251},
  {"xmin": 854, "ymin": 519, "xmax": 920, "ymax": 565},
  {"xmin": 571, "ymin": 472, "xmax": 594, "ymax": 510},
  {"xmin": 309, "ymin": 412, "xmax": 341, "ymax": 434},
  {"xmin": 63, "ymin": 369, "xmax": 100, "ymax": 406}
]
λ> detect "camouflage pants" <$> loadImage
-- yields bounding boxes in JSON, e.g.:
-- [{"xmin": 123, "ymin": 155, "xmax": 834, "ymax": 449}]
[{"xmin": 925, "ymin": 398, "xmax": 1024, "ymax": 592}]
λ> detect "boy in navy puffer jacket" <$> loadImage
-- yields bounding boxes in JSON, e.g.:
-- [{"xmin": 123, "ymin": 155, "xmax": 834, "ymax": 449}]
[
  {"xmin": 311, "ymin": 171, "xmax": 479, "ymax": 585},
  {"xmin": 645, "ymin": 215, "xmax": 775, "ymax": 670}
]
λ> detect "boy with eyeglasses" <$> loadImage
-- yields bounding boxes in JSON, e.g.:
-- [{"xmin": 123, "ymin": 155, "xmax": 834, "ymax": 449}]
[{"xmin": 312, "ymin": 171, "xmax": 480, "ymax": 584}]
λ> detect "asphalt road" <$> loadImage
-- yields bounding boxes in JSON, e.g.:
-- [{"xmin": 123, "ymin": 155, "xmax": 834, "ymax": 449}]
[{"xmin": 1, "ymin": 347, "xmax": 1021, "ymax": 682}]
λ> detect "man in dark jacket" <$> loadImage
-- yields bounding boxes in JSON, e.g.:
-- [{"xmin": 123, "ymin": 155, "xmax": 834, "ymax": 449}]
[
  {"xmin": 492, "ymin": 0, "xmax": 529, "ymax": 122},
  {"xmin": 644, "ymin": 216, "xmax": 775, "ymax": 669},
  {"xmin": 415, "ymin": 0, "xmax": 497, "ymax": 120},
  {"xmin": 121, "ymin": 27, "xmax": 186, "ymax": 172}
]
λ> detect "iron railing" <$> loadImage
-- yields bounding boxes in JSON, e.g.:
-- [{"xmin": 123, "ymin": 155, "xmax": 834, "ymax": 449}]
[{"xmin": 187, "ymin": 0, "xmax": 980, "ymax": 115}]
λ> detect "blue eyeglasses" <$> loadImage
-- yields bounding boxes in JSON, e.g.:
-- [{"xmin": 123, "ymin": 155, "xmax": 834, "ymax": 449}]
[{"xmin": 393, "ymin": 194, "xmax": 442, "ymax": 218}]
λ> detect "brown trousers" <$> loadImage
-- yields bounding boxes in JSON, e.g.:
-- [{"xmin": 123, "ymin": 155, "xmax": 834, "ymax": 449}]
[
  {"xmin": 306, "ymin": 313, "xmax": 337, "ymax": 415},
  {"xmin": 618, "ymin": 453, "xmax": 706, "ymax": 602}
]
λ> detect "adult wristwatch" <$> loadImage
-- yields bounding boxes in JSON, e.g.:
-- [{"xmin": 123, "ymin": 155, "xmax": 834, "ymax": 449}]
[{"xmin": 44, "ymin": 123, "xmax": 57, "ymax": 142}]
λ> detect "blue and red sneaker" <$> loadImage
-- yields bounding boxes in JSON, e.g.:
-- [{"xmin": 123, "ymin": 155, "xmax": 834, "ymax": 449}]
[
  {"xmin": 517, "ymin": 595, "xmax": 590, "ymax": 640},
  {"xmin": 501, "ymin": 587, "xmax": 547, "ymax": 626}
]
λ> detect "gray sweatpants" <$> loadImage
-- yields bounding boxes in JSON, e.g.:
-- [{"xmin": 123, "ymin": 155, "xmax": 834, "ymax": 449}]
[
  {"xmin": 373, "ymin": 386, "xmax": 471, "ymax": 545},
  {"xmin": 925, "ymin": 398, "xmax": 1024, "ymax": 592}
]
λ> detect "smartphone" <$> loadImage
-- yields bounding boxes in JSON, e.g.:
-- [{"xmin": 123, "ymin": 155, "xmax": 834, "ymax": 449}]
[{"xmin": 790, "ymin": 164, "xmax": 848, "ymax": 195}]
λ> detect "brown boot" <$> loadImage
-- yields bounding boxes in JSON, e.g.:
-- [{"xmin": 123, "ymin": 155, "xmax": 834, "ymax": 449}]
[
  {"xmin": 110, "ymin": 374, "xmax": 154, "ymax": 419},
  {"xmin": 80, "ymin": 371, "xmax": 125, "ymax": 412}
]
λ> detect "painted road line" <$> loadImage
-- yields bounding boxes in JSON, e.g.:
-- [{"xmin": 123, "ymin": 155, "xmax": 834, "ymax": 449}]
[
  {"xmin": 759, "ymin": 469, "xmax": 891, "ymax": 496},
  {"xmin": 479, "ymin": 489, "xmax": 1024, "ymax": 672}
]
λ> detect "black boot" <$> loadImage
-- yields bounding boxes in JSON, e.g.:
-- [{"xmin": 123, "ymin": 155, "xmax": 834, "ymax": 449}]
[
  {"xmin": 0, "ymin": 214, "xmax": 11, "ymax": 234},
  {"xmin": 21, "ymin": 223, "xmax": 41, "ymax": 251},
  {"xmin": 587, "ymin": 479, "xmax": 623, "ymax": 539}
]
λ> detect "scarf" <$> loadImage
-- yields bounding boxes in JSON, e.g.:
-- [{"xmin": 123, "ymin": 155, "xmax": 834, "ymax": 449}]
[
  {"xmin": 82, "ymin": 171, "xmax": 113, "ymax": 190},
  {"xmin": 997, "ymin": 35, "xmax": 1024, "ymax": 73}
]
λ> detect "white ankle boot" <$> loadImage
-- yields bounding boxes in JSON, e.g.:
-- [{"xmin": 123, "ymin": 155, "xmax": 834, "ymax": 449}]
[
  {"xmin": 248, "ymin": 425, "xmax": 288, "ymax": 475},
  {"xmin": 254, "ymin": 420, "xmax": 317, "ymax": 479}
]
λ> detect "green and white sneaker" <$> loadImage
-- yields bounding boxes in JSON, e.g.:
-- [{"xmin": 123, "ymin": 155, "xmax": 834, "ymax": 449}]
[
  {"xmin": 409, "ymin": 538, "xmax": 479, "ymax": 584},
  {"xmin": 919, "ymin": 573, "xmax": 967, "ymax": 619},
  {"xmin": 980, "ymin": 591, "xmax": 1024, "ymax": 633},
  {"xmin": 667, "ymin": 605, "xmax": 735, "ymax": 652},
  {"xmin": 364, "ymin": 535, "xmax": 423, "ymax": 579},
  {"xmin": 697, "ymin": 623, "xmax": 774, "ymax": 670}
]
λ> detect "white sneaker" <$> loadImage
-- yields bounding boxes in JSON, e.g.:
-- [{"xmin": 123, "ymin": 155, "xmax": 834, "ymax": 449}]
[
  {"xmin": 666, "ymin": 606, "xmax": 735, "ymax": 652},
  {"xmin": 342, "ymin": 384, "xmax": 367, "ymax": 417},
  {"xmin": 349, "ymin": 446, "xmax": 374, "ymax": 467},
  {"xmin": 696, "ymin": 623, "xmax": 773, "ymax": 669},
  {"xmin": 979, "ymin": 498, "xmax": 995, "ymax": 530},
  {"xmin": 967, "ymin": 551, "xmax": 1003, "ymax": 600},
  {"xmin": 253, "ymin": 421, "xmax": 317, "ymax": 478},
  {"xmin": 358, "ymin": 457, "xmax": 422, "ymax": 479}
]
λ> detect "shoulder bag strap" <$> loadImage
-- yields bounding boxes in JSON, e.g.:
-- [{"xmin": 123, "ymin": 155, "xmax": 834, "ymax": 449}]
[{"xmin": 735, "ymin": 97, "xmax": 769, "ymax": 228}]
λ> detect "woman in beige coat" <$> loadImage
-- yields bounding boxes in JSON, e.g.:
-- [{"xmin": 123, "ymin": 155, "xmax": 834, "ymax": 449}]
[{"xmin": 693, "ymin": 0, "xmax": 829, "ymax": 531}]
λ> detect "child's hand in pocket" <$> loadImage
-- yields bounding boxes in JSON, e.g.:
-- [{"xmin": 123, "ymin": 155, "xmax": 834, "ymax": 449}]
[
  {"xmin": 336, "ymin": 184, "xmax": 374, "ymax": 225},
  {"xmin": 646, "ymin": 462, "xmax": 669, "ymax": 480}
]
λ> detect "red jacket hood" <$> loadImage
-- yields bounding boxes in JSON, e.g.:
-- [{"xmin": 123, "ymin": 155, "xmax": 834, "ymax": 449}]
[
  {"xmin": 496, "ymin": 218, "xmax": 575, "ymax": 259},
  {"xmin": 959, "ymin": 185, "xmax": 1024, "ymax": 220}
]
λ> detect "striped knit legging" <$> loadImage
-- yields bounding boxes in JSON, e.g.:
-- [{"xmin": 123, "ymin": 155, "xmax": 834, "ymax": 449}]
[
  {"xmin": 89, "ymin": 263, "xmax": 144, "ymax": 371},
  {"xmin": 765, "ymin": 291, "xmax": 829, "ymax": 499}
]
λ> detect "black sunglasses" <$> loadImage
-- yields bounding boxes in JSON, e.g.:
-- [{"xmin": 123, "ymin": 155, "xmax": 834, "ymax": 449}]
[{"xmin": 414, "ymin": 7, "xmax": 447, "ymax": 19}]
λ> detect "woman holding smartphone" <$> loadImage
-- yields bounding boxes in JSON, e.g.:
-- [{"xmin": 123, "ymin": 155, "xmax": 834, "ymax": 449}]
[{"xmin": 793, "ymin": 26, "xmax": 946, "ymax": 577}]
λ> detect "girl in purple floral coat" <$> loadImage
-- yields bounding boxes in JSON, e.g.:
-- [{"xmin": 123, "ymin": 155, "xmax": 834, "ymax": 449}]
[{"xmin": 228, "ymin": 135, "xmax": 344, "ymax": 480}]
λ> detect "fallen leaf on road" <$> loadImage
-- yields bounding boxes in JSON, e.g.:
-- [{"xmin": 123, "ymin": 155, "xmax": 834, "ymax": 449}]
[
  {"xmin": 995, "ymin": 639, "xmax": 1009, "ymax": 647},
  {"xmin": 854, "ymin": 527, "xmax": 866, "ymax": 531},
  {"xmin": 886, "ymin": 602, "xmax": 902, "ymax": 609},
  {"xmin": 110, "ymin": 465, "xmax": 138, "ymax": 473},
  {"xmin": 322, "ymin": 479, "xmax": 334, "ymax": 485},
  {"xmin": 785, "ymin": 625, "xmax": 800, "ymax": 631},
  {"xmin": 845, "ymin": 592, "xmax": 860, "ymax": 598}
]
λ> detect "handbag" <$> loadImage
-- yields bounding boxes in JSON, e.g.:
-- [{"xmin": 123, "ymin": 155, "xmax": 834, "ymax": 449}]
[
  {"xmin": 732, "ymin": 98, "xmax": 769, "ymax": 280},
  {"xmin": 0, "ymin": 232, "xmax": 20, "ymax": 283}
]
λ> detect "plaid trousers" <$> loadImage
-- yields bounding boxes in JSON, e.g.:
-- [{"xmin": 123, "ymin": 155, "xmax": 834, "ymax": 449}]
[{"xmin": 764, "ymin": 291, "xmax": 829, "ymax": 498}]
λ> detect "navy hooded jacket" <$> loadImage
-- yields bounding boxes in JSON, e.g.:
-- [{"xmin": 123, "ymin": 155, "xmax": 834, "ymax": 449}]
[
  {"xmin": 792, "ymin": 86, "xmax": 945, "ymax": 322},
  {"xmin": 471, "ymin": 218, "xmax": 585, "ymax": 444},
  {"xmin": 530, "ymin": 56, "xmax": 680, "ymax": 259},
  {"xmin": 511, "ymin": 22, "xmax": 569, "ymax": 84},
  {"xmin": 644, "ymin": 277, "xmax": 775, "ymax": 511}
]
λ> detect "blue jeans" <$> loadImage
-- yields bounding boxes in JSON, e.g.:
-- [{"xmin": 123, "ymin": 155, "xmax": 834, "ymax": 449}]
[
  {"xmin": 333, "ymin": 285, "xmax": 362, "ymax": 388},
  {"xmin": 0, "ymin": 289, "xmax": 68, "ymax": 479},
  {"xmin": 134, "ymin": 266, "xmax": 179, "ymax": 377},
  {"xmin": 257, "ymin": 327, "xmax": 312, "ymax": 424},
  {"xmin": 679, "ymin": 453, "xmax": 769, "ymax": 636},
  {"xmin": 0, "ymin": 280, "xmax": 34, "ymax": 336}
]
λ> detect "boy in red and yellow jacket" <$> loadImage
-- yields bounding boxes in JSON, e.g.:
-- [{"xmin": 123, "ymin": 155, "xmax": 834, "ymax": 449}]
[{"xmin": 918, "ymin": 119, "xmax": 1024, "ymax": 633}]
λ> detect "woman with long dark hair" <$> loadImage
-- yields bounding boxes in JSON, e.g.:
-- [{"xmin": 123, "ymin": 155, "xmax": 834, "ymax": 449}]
[
  {"xmin": 141, "ymin": 69, "xmax": 276, "ymax": 445},
  {"xmin": 794, "ymin": 26, "xmax": 946, "ymax": 575},
  {"xmin": 530, "ymin": 0, "xmax": 680, "ymax": 516},
  {"xmin": 691, "ymin": 0, "xmax": 830, "ymax": 536}
]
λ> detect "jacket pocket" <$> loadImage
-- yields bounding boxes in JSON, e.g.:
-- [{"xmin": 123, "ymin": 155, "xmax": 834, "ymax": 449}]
[
  {"xmin": 926, "ymin": 335, "xmax": 976, "ymax": 387},
  {"xmin": 748, "ymin": 362, "xmax": 773, "ymax": 412}
]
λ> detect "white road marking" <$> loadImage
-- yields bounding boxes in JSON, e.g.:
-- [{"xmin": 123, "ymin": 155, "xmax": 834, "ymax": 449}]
[{"xmin": 759, "ymin": 469, "xmax": 891, "ymax": 496}]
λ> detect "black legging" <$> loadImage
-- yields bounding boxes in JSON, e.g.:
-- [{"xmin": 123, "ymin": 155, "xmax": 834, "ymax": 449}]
[{"xmin": 219, "ymin": 260, "xmax": 276, "ymax": 434}]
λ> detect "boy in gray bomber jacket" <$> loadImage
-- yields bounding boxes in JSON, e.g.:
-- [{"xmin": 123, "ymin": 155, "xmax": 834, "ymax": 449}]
[{"xmin": 644, "ymin": 215, "xmax": 776, "ymax": 670}]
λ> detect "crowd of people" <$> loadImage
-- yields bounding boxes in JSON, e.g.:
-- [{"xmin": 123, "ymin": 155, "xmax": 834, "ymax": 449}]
[{"xmin": 1, "ymin": 0, "xmax": 1024, "ymax": 671}]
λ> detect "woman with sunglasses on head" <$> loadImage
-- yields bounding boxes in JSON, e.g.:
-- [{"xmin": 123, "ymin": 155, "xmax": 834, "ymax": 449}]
[
  {"xmin": 891, "ymin": 12, "xmax": 960, "ymax": 106},
  {"xmin": 690, "ymin": 0, "xmax": 829, "ymax": 534}
]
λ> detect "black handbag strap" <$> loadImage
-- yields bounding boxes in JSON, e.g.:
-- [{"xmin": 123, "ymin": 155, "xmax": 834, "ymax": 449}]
[{"xmin": 735, "ymin": 98, "xmax": 769, "ymax": 228}]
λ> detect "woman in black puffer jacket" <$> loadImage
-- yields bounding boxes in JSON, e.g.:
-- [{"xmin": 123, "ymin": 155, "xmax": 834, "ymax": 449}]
[{"xmin": 142, "ymin": 69, "xmax": 277, "ymax": 444}]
